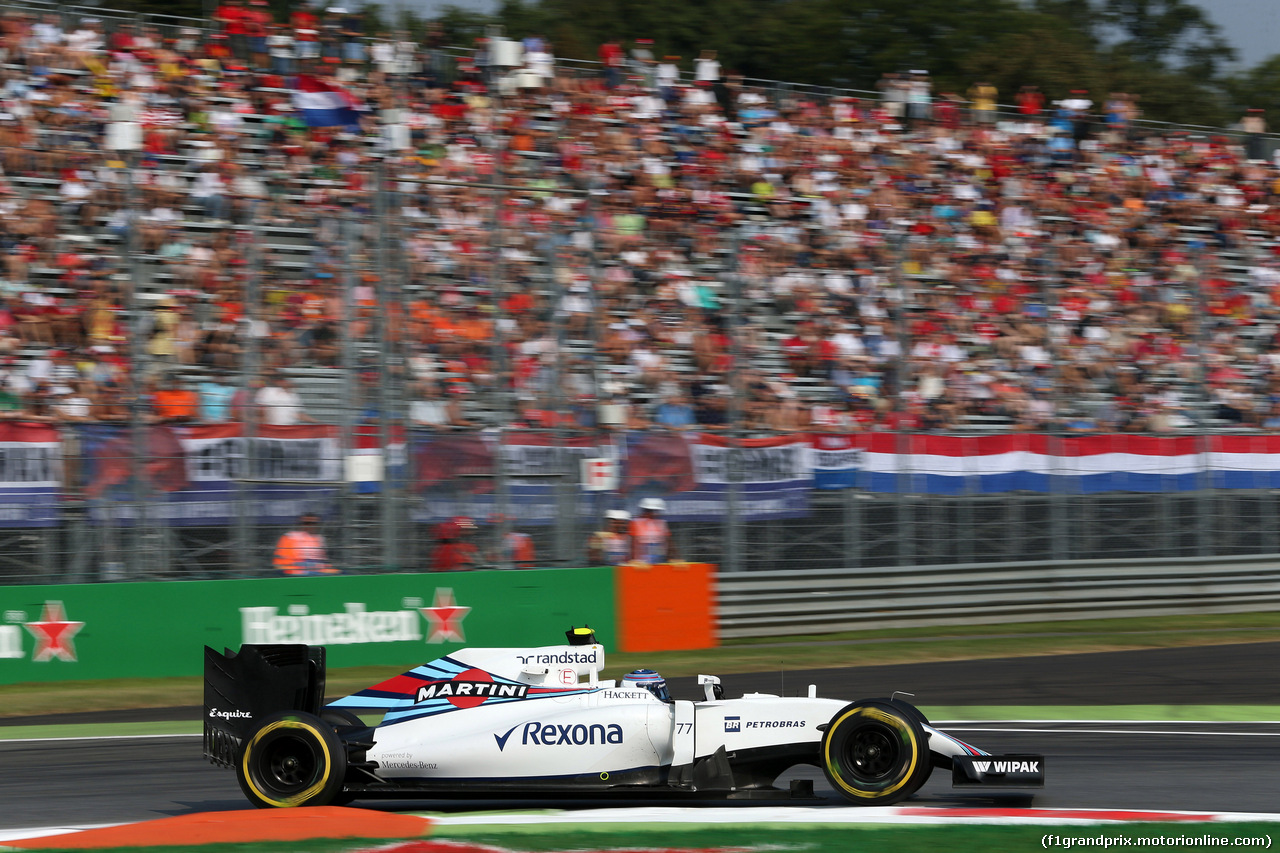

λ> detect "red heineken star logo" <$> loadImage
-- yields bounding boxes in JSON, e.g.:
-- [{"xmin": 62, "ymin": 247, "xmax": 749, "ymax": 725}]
[
  {"xmin": 420, "ymin": 588, "xmax": 470, "ymax": 644},
  {"xmin": 24, "ymin": 601, "xmax": 84, "ymax": 663}
]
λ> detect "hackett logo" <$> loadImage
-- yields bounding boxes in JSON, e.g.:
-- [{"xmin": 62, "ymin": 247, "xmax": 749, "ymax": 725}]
[{"xmin": 241, "ymin": 603, "xmax": 422, "ymax": 645}]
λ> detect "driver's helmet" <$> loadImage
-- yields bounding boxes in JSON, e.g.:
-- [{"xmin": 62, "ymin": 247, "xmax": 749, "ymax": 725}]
[{"xmin": 620, "ymin": 668, "xmax": 671, "ymax": 702}]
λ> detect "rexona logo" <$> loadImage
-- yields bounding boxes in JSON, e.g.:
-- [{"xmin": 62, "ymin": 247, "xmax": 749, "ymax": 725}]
[
  {"xmin": 493, "ymin": 721, "xmax": 625, "ymax": 750},
  {"xmin": 418, "ymin": 668, "xmax": 527, "ymax": 710},
  {"xmin": 972, "ymin": 760, "xmax": 1040, "ymax": 774},
  {"xmin": 208, "ymin": 708, "xmax": 253, "ymax": 720}
]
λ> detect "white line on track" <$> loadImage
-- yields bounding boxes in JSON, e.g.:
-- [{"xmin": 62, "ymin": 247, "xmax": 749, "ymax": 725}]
[{"xmin": 0, "ymin": 734, "xmax": 201, "ymax": 744}]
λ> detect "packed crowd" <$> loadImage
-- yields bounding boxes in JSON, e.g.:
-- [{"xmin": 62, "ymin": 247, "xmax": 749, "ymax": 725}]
[{"xmin": 1, "ymin": 3, "xmax": 1279, "ymax": 435}]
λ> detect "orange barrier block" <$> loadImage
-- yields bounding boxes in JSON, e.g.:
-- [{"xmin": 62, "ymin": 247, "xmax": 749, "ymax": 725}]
[
  {"xmin": 5, "ymin": 807, "xmax": 432, "ymax": 850},
  {"xmin": 616, "ymin": 561, "xmax": 718, "ymax": 653}
]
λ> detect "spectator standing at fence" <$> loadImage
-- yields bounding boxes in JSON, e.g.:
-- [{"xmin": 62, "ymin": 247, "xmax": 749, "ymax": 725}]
[
  {"xmin": 256, "ymin": 371, "xmax": 313, "ymax": 425},
  {"xmin": 1016, "ymin": 85, "xmax": 1044, "ymax": 121},
  {"xmin": 152, "ymin": 374, "xmax": 199, "ymax": 423},
  {"xmin": 431, "ymin": 516, "xmax": 481, "ymax": 571},
  {"xmin": 214, "ymin": 0, "xmax": 248, "ymax": 61},
  {"xmin": 588, "ymin": 509, "xmax": 632, "ymax": 566},
  {"xmin": 653, "ymin": 392, "xmax": 696, "ymax": 429},
  {"xmin": 493, "ymin": 518, "xmax": 536, "ymax": 568},
  {"xmin": 695, "ymin": 49, "xmax": 720, "ymax": 85},
  {"xmin": 198, "ymin": 369, "xmax": 237, "ymax": 422},
  {"xmin": 274, "ymin": 512, "xmax": 337, "ymax": 575},
  {"xmin": 1243, "ymin": 109, "xmax": 1268, "ymax": 161},
  {"xmin": 656, "ymin": 54, "xmax": 680, "ymax": 103},
  {"xmin": 599, "ymin": 38, "xmax": 624, "ymax": 89},
  {"xmin": 968, "ymin": 80, "xmax": 997, "ymax": 124},
  {"xmin": 631, "ymin": 497, "xmax": 674, "ymax": 564},
  {"xmin": 291, "ymin": 0, "xmax": 321, "ymax": 64}
]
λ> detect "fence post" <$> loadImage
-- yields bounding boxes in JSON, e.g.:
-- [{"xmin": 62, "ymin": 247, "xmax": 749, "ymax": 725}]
[
  {"xmin": 375, "ymin": 160, "xmax": 398, "ymax": 573},
  {"xmin": 237, "ymin": 202, "xmax": 262, "ymax": 577},
  {"xmin": 124, "ymin": 149, "xmax": 153, "ymax": 579},
  {"xmin": 338, "ymin": 210, "xmax": 359, "ymax": 569},
  {"xmin": 842, "ymin": 482, "xmax": 862, "ymax": 568}
]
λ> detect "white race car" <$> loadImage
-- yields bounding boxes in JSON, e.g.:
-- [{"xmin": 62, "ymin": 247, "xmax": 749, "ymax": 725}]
[{"xmin": 203, "ymin": 628, "xmax": 1043, "ymax": 808}]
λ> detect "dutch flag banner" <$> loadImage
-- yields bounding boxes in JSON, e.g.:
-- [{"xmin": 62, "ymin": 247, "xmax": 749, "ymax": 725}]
[{"xmin": 292, "ymin": 74, "xmax": 365, "ymax": 131}]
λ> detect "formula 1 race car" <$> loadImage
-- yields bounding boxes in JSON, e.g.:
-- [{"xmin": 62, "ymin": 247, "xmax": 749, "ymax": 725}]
[{"xmin": 203, "ymin": 628, "xmax": 1043, "ymax": 808}]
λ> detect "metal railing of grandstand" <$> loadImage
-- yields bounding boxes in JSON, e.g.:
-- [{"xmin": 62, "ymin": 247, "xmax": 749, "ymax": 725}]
[
  {"xmin": 0, "ymin": 0, "xmax": 211, "ymax": 40},
  {"xmin": 4, "ymin": 0, "xmax": 1273, "ymax": 145}
]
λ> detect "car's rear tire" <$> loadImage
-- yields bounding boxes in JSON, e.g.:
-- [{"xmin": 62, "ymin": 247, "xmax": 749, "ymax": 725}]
[
  {"xmin": 821, "ymin": 700, "xmax": 931, "ymax": 805},
  {"xmin": 320, "ymin": 707, "xmax": 366, "ymax": 730},
  {"xmin": 236, "ymin": 711, "xmax": 348, "ymax": 808}
]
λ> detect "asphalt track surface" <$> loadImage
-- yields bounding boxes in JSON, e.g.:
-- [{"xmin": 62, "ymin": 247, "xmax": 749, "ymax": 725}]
[{"xmin": 2, "ymin": 642, "xmax": 1279, "ymax": 830}]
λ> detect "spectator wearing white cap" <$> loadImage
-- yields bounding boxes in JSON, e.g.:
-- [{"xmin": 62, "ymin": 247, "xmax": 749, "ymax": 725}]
[
  {"xmin": 587, "ymin": 509, "xmax": 632, "ymax": 566},
  {"xmin": 631, "ymin": 498, "xmax": 674, "ymax": 564}
]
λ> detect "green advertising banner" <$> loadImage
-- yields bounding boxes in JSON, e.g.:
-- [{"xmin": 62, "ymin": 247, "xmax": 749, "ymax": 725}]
[{"xmin": 0, "ymin": 568, "xmax": 615, "ymax": 685}]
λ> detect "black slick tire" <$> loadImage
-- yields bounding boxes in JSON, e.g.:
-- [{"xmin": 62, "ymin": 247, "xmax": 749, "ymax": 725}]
[
  {"xmin": 236, "ymin": 711, "xmax": 348, "ymax": 808},
  {"xmin": 821, "ymin": 699, "xmax": 931, "ymax": 805}
]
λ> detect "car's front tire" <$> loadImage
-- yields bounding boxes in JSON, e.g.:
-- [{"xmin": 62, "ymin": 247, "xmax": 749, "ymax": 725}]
[
  {"xmin": 236, "ymin": 711, "xmax": 348, "ymax": 808},
  {"xmin": 821, "ymin": 700, "xmax": 931, "ymax": 805}
]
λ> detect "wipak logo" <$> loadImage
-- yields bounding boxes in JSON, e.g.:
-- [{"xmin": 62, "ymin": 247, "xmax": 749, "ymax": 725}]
[{"xmin": 973, "ymin": 760, "xmax": 1039, "ymax": 773}]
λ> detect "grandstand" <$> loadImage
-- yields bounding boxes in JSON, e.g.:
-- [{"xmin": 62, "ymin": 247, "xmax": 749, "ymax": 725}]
[{"xmin": 1, "ymin": 1, "xmax": 1279, "ymax": 581}]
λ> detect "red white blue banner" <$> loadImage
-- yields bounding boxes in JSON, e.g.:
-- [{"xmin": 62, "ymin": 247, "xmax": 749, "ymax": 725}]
[
  {"xmin": 0, "ymin": 423, "xmax": 61, "ymax": 528},
  {"xmin": 811, "ymin": 433, "xmax": 1280, "ymax": 494},
  {"xmin": 78, "ymin": 424, "xmax": 340, "ymax": 525}
]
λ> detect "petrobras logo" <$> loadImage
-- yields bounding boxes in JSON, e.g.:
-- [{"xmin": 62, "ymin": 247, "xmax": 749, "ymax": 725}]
[
  {"xmin": 724, "ymin": 715, "xmax": 741, "ymax": 732},
  {"xmin": 416, "ymin": 681, "xmax": 529, "ymax": 703},
  {"xmin": 516, "ymin": 651, "xmax": 600, "ymax": 665},
  {"xmin": 494, "ymin": 721, "xmax": 624, "ymax": 751},
  {"xmin": 208, "ymin": 708, "xmax": 253, "ymax": 720},
  {"xmin": 972, "ymin": 759, "xmax": 1040, "ymax": 774},
  {"xmin": 744, "ymin": 720, "xmax": 805, "ymax": 729}
]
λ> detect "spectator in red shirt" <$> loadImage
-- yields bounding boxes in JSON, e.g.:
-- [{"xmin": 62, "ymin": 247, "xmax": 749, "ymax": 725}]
[
  {"xmin": 214, "ymin": 0, "xmax": 247, "ymax": 59},
  {"xmin": 291, "ymin": 0, "xmax": 320, "ymax": 62},
  {"xmin": 599, "ymin": 39, "xmax": 624, "ymax": 89},
  {"xmin": 431, "ymin": 517, "xmax": 481, "ymax": 571}
]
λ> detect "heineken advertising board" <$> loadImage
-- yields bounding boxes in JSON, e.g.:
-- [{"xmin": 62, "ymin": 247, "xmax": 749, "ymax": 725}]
[{"xmin": 0, "ymin": 568, "xmax": 615, "ymax": 685}]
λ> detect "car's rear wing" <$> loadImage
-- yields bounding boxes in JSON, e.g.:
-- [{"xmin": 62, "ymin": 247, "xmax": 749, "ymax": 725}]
[{"xmin": 202, "ymin": 644, "xmax": 326, "ymax": 768}]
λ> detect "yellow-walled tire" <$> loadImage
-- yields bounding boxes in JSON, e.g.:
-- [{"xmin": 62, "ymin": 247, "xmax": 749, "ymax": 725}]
[
  {"xmin": 236, "ymin": 711, "xmax": 348, "ymax": 809},
  {"xmin": 821, "ymin": 700, "xmax": 931, "ymax": 805}
]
